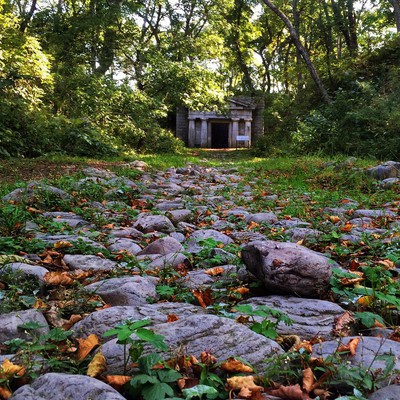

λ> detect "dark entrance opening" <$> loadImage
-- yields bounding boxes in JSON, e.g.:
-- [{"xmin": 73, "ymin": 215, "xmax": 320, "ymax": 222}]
[{"xmin": 211, "ymin": 123, "xmax": 229, "ymax": 148}]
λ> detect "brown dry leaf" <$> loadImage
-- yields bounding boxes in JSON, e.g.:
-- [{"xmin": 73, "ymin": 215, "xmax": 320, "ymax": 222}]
[
  {"xmin": 105, "ymin": 375, "xmax": 131, "ymax": 391},
  {"xmin": 101, "ymin": 223, "xmax": 115, "ymax": 229},
  {"xmin": 87, "ymin": 351, "xmax": 106, "ymax": 377},
  {"xmin": 44, "ymin": 305, "xmax": 67, "ymax": 328},
  {"xmin": 293, "ymin": 340, "xmax": 313, "ymax": 353},
  {"xmin": 200, "ymin": 351, "xmax": 217, "ymax": 366},
  {"xmin": 192, "ymin": 288, "xmax": 213, "ymax": 308},
  {"xmin": 329, "ymin": 215, "xmax": 341, "ymax": 224},
  {"xmin": 377, "ymin": 259, "xmax": 395, "ymax": 269},
  {"xmin": 340, "ymin": 270, "xmax": 364, "ymax": 286},
  {"xmin": 44, "ymin": 271, "xmax": 75, "ymax": 286},
  {"xmin": 337, "ymin": 337, "xmax": 360, "ymax": 356},
  {"xmin": 220, "ymin": 357, "xmax": 253, "ymax": 374},
  {"xmin": 247, "ymin": 221, "xmax": 259, "ymax": 230},
  {"xmin": 238, "ymin": 386, "xmax": 253, "ymax": 399},
  {"xmin": 62, "ymin": 314, "xmax": 82, "ymax": 330},
  {"xmin": 268, "ymin": 383, "xmax": 312, "ymax": 400},
  {"xmin": 340, "ymin": 223, "xmax": 353, "ymax": 233},
  {"xmin": 0, "ymin": 359, "xmax": 26, "ymax": 379},
  {"xmin": 0, "ymin": 386, "xmax": 12, "ymax": 400},
  {"xmin": 33, "ymin": 298, "xmax": 47, "ymax": 309},
  {"xmin": 313, "ymin": 388, "xmax": 332, "ymax": 399},
  {"xmin": 230, "ymin": 286, "xmax": 250, "ymax": 295},
  {"xmin": 204, "ymin": 267, "xmax": 225, "ymax": 276},
  {"xmin": 357, "ymin": 295, "xmax": 373, "ymax": 307},
  {"xmin": 177, "ymin": 377, "xmax": 199, "ymax": 390},
  {"xmin": 236, "ymin": 315, "xmax": 250, "ymax": 324},
  {"xmin": 373, "ymin": 320, "xmax": 386, "ymax": 328},
  {"xmin": 302, "ymin": 368, "xmax": 314, "ymax": 393},
  {"xmin": 167, "ymin": 314, "xmax": 179, "ymax": 323},
  {"xmin": 333, "ymin": 311, "xmax": 355, "ymax": 337},
  {"xmin": 77, "ymin": 334, "xmax": 100, "ymax": 361},
  {"xmin": 53, "ymin": 240, "xmax": 73, "ymax": 249},
  {"xmin": 227, "ymin": 376, "xmax": 262, "ymax": 391}
]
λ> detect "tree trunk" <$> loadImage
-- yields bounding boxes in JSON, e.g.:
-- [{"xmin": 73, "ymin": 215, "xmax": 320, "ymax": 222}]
[
  {"xmin": 20, "ymin": 0, "xmax": 37, "ymax": 32},
  {"xmin": 390, "ymin": 0, "xmax": 400, "ymax": 32},
  {"xmin": 262, "ymin": 0, "xmax": 332, "ymax": 104}
]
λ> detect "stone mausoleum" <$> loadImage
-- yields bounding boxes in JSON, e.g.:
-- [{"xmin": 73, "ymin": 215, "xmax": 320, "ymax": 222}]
[{"xmin": 176, "ymin": 97, "xmax": 264, "ymax": 148}]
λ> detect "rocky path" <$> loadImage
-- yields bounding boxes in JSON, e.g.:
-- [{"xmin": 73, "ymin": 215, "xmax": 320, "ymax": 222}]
[{"xmin": 1, "ymin": 160, "xmax": 400, "ymax": 399}]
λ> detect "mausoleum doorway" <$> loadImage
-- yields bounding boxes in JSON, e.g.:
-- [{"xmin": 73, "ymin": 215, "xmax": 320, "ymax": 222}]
[{"xmin": 211, "ymin": 122, "xmax": 229, "ymax": 148}]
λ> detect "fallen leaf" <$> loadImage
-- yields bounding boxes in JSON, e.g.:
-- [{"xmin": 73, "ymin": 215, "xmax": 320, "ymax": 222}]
[
  {"xmin": 204, "ymin": 267, "xmax": 225, "ymax": 276},
  {"xmin": 236, "ymin": 315, "xmax": 250, "ymax": 324},
  {"xmin": 177, "ymin": 377, "xmax": 199, "ymax": 390},
  {"xmin": 44, "ymin": 305, "xmax": 67, "ymax": 328},
  {"xmin": 302, "ymin": 368, "xmax": 314, "ymax": 393},
  {"xmin": 87, "ymin": 351, "xmax": 106, "ymax": 377},
  {"xmin": 332, "ymin": 311, "xmax": 355, "ymax": 336},
  {"xmin": 247, "ymin": 221, "xmax": 259, "ymax": 230},
  {"xmin": 220, "ymin": 357, "xmax": 253, "ymax": 374},
  {"xmin": 0, "ymin": 359, "xmax": 26, "ymax": 379},
  {"xmin": 200, "ymin": 351, "xmax": 217, "ymax": 366},
  {"xmin": 192, "ymin": 288, "xmax": 213, "ymax": 308},
  {"xmin": 0, "ymin": 386, "xmax": 12, "ymax": 400},
  {"xmin": 167, "ymin": 314, "xmax": 179, "ymax": 322},
  {"xmin": 53, "ymin": 240, "xmax": 73, "ymax": 249},
  {"xmin": 267, "ymin": 383, "xmax": 312, "ymax": 400},
  {"xmin": 105, "ymin": 375, "xmax": 131, "ymax": 390},
  {"xmin": 44, "ymin": 271, "xmax": 75, "ymax": 286},
  {"xmin": 62, "ymin": 314, "xmax": 82, "ymax": 330},
  {"xmin": 77, "ymin": 334, "xmax": 100, "ymax": 361},
  {"xmin": 293, "ymin": 340, "xmax": 313, "ymax": 353},
  {"xmin": 337, "ymin": 337, "xmax": 360, "ymax": 356},
  {"xmin": 313, "ymin": 388, "xmax": 333, "ymax": 399},
  {"xmin": 230, "ymin": 286, "xmax": 250, "ymax": 295},
  {"xmin": 340, "ymin": 223, "xmax": 353, "ymax": 232},
  {"xmin": 227, "ymin": 376, "xmax": 262, "ymax": 391},
  {"xmin": 329, "ymin": 215, "xmax": 341, "ymax": 224},
  {"xmin": 33, "ymin": 299, "xmax": 47, "ymax": 309},
  {"xmin": 238, "ymin": 386, "xmax": 252, "ymax": 398},
  {"xmin": 357, "ymin": 295, "xmax": 374, "ymax": 307},
  {"xmin": 377, "ymin": 259, "xmax": 395, "ymax": 269}
]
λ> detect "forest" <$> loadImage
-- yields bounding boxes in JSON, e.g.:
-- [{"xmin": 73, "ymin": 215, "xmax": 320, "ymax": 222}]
[{"xmin": 1, "ymin": 0, "xmax": 400, "ymax": 158}]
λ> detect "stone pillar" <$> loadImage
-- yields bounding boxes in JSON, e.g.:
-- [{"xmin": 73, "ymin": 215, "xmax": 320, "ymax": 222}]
[
  {"xmin": 231, "ymin": 118, "xmax": 239, "ymax": 148},
  {"xmin": 176, "ymin": 107, "xmax": 189, "ymax": 145},
  {"xmin": 188, "ymin": 118, "xmax": 196, "ymax": 148},
  {"xmin": 245, "ymin": 119, "xmax": 252, "ymax": 147},
  {"xmin": 200, "ymin": 118, "xmax": 208, "ymax": 148}
]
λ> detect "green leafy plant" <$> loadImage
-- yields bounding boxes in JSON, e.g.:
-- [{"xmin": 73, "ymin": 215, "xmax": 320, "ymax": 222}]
[
  {"xmin": 233, "ymin": 304, "xmax": 293, "ymax": 339},
  {"xmin": 0, "ymin": 203, "xmax": 29, "ymax": 237},
  {"xmin": 103, "ymin": 319, "xmax": 168, "ymax": 374}
]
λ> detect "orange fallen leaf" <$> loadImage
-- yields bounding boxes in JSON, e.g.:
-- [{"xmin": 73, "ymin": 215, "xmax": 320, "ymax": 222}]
[
  {"xmin": 33, "ymin": 298, "xmax": 47, "ymax": 309},
  {"xmin": 53, "ymin": 240, "xmax": 73, "ymax": 249},
  {"xmin": 204, "ymin": 267, "xmax": 225, "ymax": 276},
  {"xmin": 105, "ymin": 375, "xmax": 131, "ymax": 390},
  {"xmin": 192, "ymin": 288, "xmax": 213, "ymax": 308},
  {"xmin": 302, "ymin": 368, "xmax": 314, "ymax": 393},
  {"xmin": 236, "ymin": 315, "xmax": 250, "ymax": 324},
  {"xmin": 200, "ymin": 351, "xmax": 217, "ymax": 366},
  {"xmin": 357, "ymin": 295, "xmax": 374, "ymax": 307},
  {"xmin": 227, "ymin": 376, "xmax": 262, "ymax": 391},
  {"xmin": 377, "ymin": 259, "xmax": 395, "ymax": 269},
  {"xmin": 87, "ymin": 351, "xmax": 106, "ymax": 377},
  {"xmin": 340, "ymin": 223, "xmax": 353, "ymax": 233},
  {"xmin": 0, "ymin": 386, "xmax": 12, "ymax": 400},
  {"xmin": 337, "ymin": 337, "xmax": 360, "ymax": 356},
  {"xmin": 230, "ymin": 286, "xmax": 250, "ymax": 295},
  {"xmin": 220, "ymin": 357, "xmax": 253, "ymax": 374},
  {"xmin": 293, "ymin": 340, "xmax": 313, "ymax": 353},
  {"xmin": 267, "ymin": 383, "xmax": 312, "ymax": 400},
  {"xmin": 167, "ymin": 314, "xmax": 179, "ymax": 323},
  {"xmin": 62, "ymin": 314, "xmax": 82, "ymax": 330},
  {"xmin": 77, "ymin": 334, "xmax": 100, "ymax": 361},
  {"xmin": 247, "ymin": 221, "xmax": 259, "ymax": 230},
  {"xmin": 0, "ymin": 359, "xmax": 26, "ymax": 379},
  {"xmin": 329, "ymin": 215, "xmax": 341, "ymax": 224},
  {"xmin": 44, "ymin": 271, "xmax": 75, "ymax": 286},
  {"xmin": 333, "ymin": 311, "xmax": 355, "ymax": 336},
  {"xmin": 177, "ymin": 377, "xmax": 199, "ymax": 390},
  {"xmin": 238, "ymin": 386, "xmax": 252, "ymax": 398}
]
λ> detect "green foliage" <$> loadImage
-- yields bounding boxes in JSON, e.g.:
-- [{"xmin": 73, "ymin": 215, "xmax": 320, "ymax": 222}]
[{"xmin": 234, "ymin": 304, "xmax": 293, "ymax": 339}]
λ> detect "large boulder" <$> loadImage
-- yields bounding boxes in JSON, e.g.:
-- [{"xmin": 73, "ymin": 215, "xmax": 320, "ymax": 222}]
[
  {"xmin": 369, "ymin": 385, "xmax": 400, "ymax": 400},
  {"xmin": 366, "ymin": 161, "xmax": 400, "ymax": 180},
  {"xmin": 10, "ymin": 373, "xmax": 125, "ymax": 400},
  {"xmin": 138, "ymin": 236, "xmax": 183, "ymax": 256},
  {"xmin": 63, "ymin": 254, "xmax": 118, "ymax": 271},
  {"xmin": 238, "ymin": 296, "xmax": 355, "ymax": 340},
  {"xmin": 133, "ymin": 214, "xmax": 175, "ymax": 233},
  {"xmin": 242, "ymin": 240, "xmax": 338, "ymax": 297},
  {"xmin": 102, "ymin": 314, "xmax": 283, "ymax": 374}
]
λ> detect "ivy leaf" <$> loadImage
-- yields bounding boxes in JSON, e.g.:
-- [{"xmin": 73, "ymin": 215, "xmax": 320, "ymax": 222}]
[{"xmin": 141, "ymin": 382, "xmax": 175, "ymax": 400}]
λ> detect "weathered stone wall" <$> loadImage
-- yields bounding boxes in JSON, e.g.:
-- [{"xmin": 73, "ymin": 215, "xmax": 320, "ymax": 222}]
[
  {"xmin": 251, "ymin": 97, "xmax": 265, "ymax": 142},
  {"xmin": 176, "ymin": 107, "xmax": 188, "ymax": 145}
]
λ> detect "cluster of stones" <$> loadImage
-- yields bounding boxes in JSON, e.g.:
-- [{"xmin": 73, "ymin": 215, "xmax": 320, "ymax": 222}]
[{"xmin": 0, "ymin": 160, "xmax": 399, "ymax": 399}]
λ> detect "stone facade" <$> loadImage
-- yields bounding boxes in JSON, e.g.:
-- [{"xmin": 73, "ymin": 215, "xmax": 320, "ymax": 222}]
[{"xmin": 176, "ymin": 97, "xmax": 264, "ymax": 148}]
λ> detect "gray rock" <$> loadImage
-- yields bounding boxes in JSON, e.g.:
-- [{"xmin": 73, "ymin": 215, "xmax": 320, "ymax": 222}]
[
  {"xmin": 63, "ymin": 254, "xmax": 118, "ymax": 271},
  {"xmin": 238, "ymin": 296, "xmax": 354, "ymax": 340},
  {"xmin": 368, "ymin": 385, "xmax": 400, "ymax": 400},
  {"xmin": 230, "ymin": 231, "xmax": 268, "ymax": 243},
  {"xmin": 148, "ymin": 252, "xmax": 190, "ymax": 269},
  {"xmin": 133, "ymin": 214, "xmax": 175, "ymax": 233},
  {"xmin": 82, "ymin": 167, "xmax": 116, "ymax": 179},
  {"xmin": 179, "ymin": 270, "xmax": 215, "ymax": 289},
  {"xmin": 1, "ymin": 262, "xmax": 48, "ymax": 285},
  {"xmin": 285, "ymin": 228, "xmax": 323, "ymax": 243},
  {"xmin": 242, "ymin": 240, "xmax": 338, "ymax": 297},
  {"xmin": 123, "ymin": 160, "xmax": 149, "ymax": 171},
  {"xmin": 380, "ymin": 178, "xmax": 400, "ymax": 189},
  {"xmin": 107, "ymin": 238, "xmax": 141, "ymax": 255},
  {"xmin": 167, "ymin": 209, "xmax": 192, "ymax": 224},
  {"xmin": 108, "ymin": 227, "xmax": 143, "ymax": 239},
  {"xmin": 353, "ymin": 209, "xmax": 397, "ymax": 218},
  {"xmin": 0, "ymin": 309, "xmax": 49, "ymax": 344},
  {"xmin": 186, "ymin": 229, "xmax": 233, "ymax": 253},
  {"xmin": 106, "ymin": 177, "xmax": 138, "ymax": 188},
  {"xmin": 72, "ymin": 303, "xmax": 206, "ymax": 341},
  {"xmin": 84, "ymin": 276, "xmax": 158, "ymax": 306},
  {"xmin": 273, "ymin": 219, "xmax": 311, "ymax": 228},
  {"xmin": 246, "ymin": 212, "xmax": 278, "ymax": 225},
  {"xmin": 366, "ymin": 161, "xmax": 400, "ymax": 180},
  {"xmin": 102, "ymin": 314, "xmax": 283, "ymax": 374},
  {"xmin": 155, "ymin": 200, "xmax": 184, "ymax": 211},
  {"xmin": 2, "ymin": 182, "xmax": 72, "ymax": 204},
  {"xmin": 313, "ymin": 336, "xmax": 400, "ymax": 375},
  {"xmin": 347, "ymin": 217, "xmax": 374, "ymax": 227},
  {"xmin": 138, "ymin": 236, "xmax": 183, "ymax": 256},
  {"xmin": 32, "ymin": 234, "xmax": 104, "ymax": 248},
  {"xmin": 42, "ymin": 211, "xmax": 91, "ymax": 228},
  {"xmin": 169, "ymin": 232, "xmax": 186, "ymax": 242},
  {"xmin": 10, "ymin": 373, "xmax": 125, "ymax": 400}
]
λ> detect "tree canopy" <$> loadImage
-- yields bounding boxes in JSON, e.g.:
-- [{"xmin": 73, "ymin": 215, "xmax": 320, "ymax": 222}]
[{"xmin": 1, "ymin": 0, "xmax": 400, "ymax": 157}]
